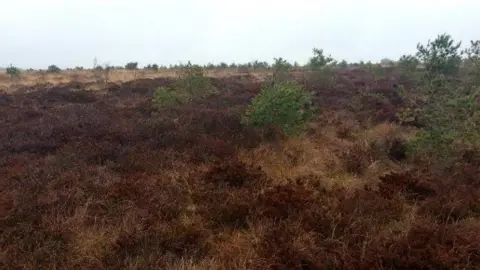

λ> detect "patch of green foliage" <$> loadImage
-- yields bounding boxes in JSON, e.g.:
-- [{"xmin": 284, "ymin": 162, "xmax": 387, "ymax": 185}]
[
  {"xmin": 6, "ymin": 64, "xmax": 20, "ymax": 78},
  {"xmin": 338, "ymin": 60, "xmax": 348, "ymax": 68},
  {"xmin": 152, "ymin": 86, "xmax": 192, "ymax": 107},
  {"xmin": 152, "ymin": 61, "xmax": 216, "ymax": 109},
  {"xmin": 406, "ymin": 34, "xmax": 480, "ymax": 163},
  {"xmin": 174, "ymin": 61, "xmax": 215, "ymax": 97},
  {"xmin": 241, "ymin": 82, "xmax": 314, "ymax": 136},
  {"xmin": 398, "ymin": 55, "xmax": 420, "ymax": 73},
  {"xmin": 417, "ymin": 33, "xmax": 462, "ymax": 83},
  {"xmin": 307, "ymin": 48, "xmax": 335, "ymax": 69},
  {"xmin": 271, "ymin": 57, "xmax": 293, "ymax": 84}
]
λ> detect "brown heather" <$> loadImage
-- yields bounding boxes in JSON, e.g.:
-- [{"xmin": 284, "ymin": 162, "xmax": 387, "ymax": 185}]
[{"xmin": 1, "ymin": 69, "xmax": 479, "ymax": 269}]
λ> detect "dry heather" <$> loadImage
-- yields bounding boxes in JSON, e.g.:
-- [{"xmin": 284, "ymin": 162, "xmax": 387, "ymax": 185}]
[
  {"xmin": 0, "ymin": 68, "xmax": 270, "ymax": 93},
  {"xmin": 1, "ymin": 69, "xmax": 479, "ymax": 269}
]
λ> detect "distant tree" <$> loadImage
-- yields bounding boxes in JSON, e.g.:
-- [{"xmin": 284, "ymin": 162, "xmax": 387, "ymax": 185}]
[
  {"xmin": 229, "ymin": 63, "xmax": 237, "ymax": 68},
  {"xmin": 272, "ymin": 57, "xmax": 292, "ymax": 70},
  {"xmin": 272, "ymin": 57, "xmax": 293, "ymax": 84},
  {"xmin": 219, "ymin": 62, "xmax": 228, "ymax": 69},
  {"xmin": 417, "ymin": 33, "xmax": 462, "ymax": 81},
  {"xmin": 125, "ymin": 62, "xmax": 139, "ymax": 78},
  {"xmin": 338, "ymin": 60, "xmax": 348, "ymax": 68},
  {"xmin": 7, "ymin": 65, "xmax": 20, "ymax": 78},
  {"xmin": 75, "ymin": 66, "xmax": 84, "ymax": 70},
  {"xmin": 143, "ymin": 64, "xmax": 159, "ymax": 71},
  {"xmin": 125, "ymin": 62, "xmax": 138, "ymax": 70},
  {"xmin": 205, "ymin": 63, "xmax": 216, "ymax": 70},
  {"xmin": 47, "ymin": 65, "xmax": 61, "ymax": 73},
  {"xmin": 6, "ymin": 64, "xmax": 21, "ymax": 79},
  {"xmin": 463, "ymin": 40, "xmax": 480, "ymax": 61},
  {"xmin": 307, "ymin": 48, "xmax": 335, "ymax": 69},
  {"xmin": 251, "ymin": 60, "xmax": 270, "ymax": 70},
  {"xmin": 398, "ymin": 55, "xmax": 420, "ymax": 72}
]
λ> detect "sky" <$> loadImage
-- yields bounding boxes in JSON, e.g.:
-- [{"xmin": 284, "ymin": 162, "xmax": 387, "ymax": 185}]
[{"xmin": 1, "ymin": 0, "xmax": 479, "ymax": 69}]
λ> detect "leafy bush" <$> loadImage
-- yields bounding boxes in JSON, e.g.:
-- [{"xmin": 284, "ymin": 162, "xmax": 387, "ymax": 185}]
[
  {"xmin": 152, "ymin": 62, "xmax": 216, "ymax": 109},
  {"xmin": 174, "ymin": 61, "xmax": 214, "ymax": 96},
  {"xmin": 241, "ymin": 82, "xmax": 314, "ymax": 136},
  {"xmin": 6, "ymin": 65, "xmax": 20, "ymax": 78},
  {"xmin": 47, "ymin": 65, "xmax": 61, "ymax": 73},
  {"xmin": 152, "ymin": 86, "xmax": 191, "ymax": 107}
]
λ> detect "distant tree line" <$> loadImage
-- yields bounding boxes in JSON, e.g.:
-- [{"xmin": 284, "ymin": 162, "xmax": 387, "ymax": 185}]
[{"xmin": 6, "ymin": 42, "xmax": 479, "ymax": 74}]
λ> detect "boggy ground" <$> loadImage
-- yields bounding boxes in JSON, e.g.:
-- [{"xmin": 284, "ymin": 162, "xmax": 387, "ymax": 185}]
[{"xmin": 1, "ymin": 70, "xmax": 479, "ymax": 269}]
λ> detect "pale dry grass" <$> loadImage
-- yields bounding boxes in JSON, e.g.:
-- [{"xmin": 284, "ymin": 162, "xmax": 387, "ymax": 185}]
[
  {"xmin": 238, "ymin": 121, "xmax": 413, "ymax": 192},
  {"xmin": 0, "ymin": 68, "xmax": 272, "ymax": 93}
]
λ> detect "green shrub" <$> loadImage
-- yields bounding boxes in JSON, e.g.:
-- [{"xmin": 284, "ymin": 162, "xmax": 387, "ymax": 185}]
[
  {"xmin": 152, "ymin": 86, "xmax": 192, "ymax": 108},
  {"xmin": 417, "ymin": 33, "xmax": 462, "ymax": 82},
  {"xmin": 271, "ymin": 57, "xmax": 293, "ymax": 84},
  {"xmin": 152, "ymin": 62, "xmax": 216, "ymax": 109},
  {"xmin": 241, "ymin": 82, "xmax": 314, "ymax": 136},
  {"xmin": 307, "ymin": 48, "xmax": 335, "ymax": 69},
  {"xmin": 174, "ymin": 61, "xmax": 215, "ymax": 97},
  {"xmin": 6, "ymin": 65, "xmax": 20, "ymax": 78},
  {"xmin": 398, "ymin": 55, "xmax": 420, "ymax": 73},
  {"xmin": 407, "ymin": 34, "xmax": 480, "ymax": 163}
]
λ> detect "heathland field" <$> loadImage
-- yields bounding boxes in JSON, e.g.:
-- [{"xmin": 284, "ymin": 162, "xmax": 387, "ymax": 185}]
[{"xmin": 1, "ymin": 34, "xmax": 480, "ymax": 269}]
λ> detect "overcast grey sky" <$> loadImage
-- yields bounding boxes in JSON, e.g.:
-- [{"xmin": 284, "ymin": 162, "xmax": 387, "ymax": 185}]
[{"xmin": 1, "ymin": 0, "xmax": 479, "ymax": 69}]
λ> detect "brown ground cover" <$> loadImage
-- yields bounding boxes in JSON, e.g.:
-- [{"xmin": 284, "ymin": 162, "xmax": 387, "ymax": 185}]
[{"xmin": 1, "ymin": 69, "xmax": 479, "ymax": 269}]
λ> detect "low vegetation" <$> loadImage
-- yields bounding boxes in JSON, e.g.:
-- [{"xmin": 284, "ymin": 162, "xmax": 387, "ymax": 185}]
[
  {"xmin": 241, "ymin": 82, "xmax": 314, "ymax": 136},
  {"xmin": 152, "ymin": 62, "xmax": 217, "ymax": 108},
  {"xmin": 1, "ymin": 33, "xmax": 480, "ymax": 269}
]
